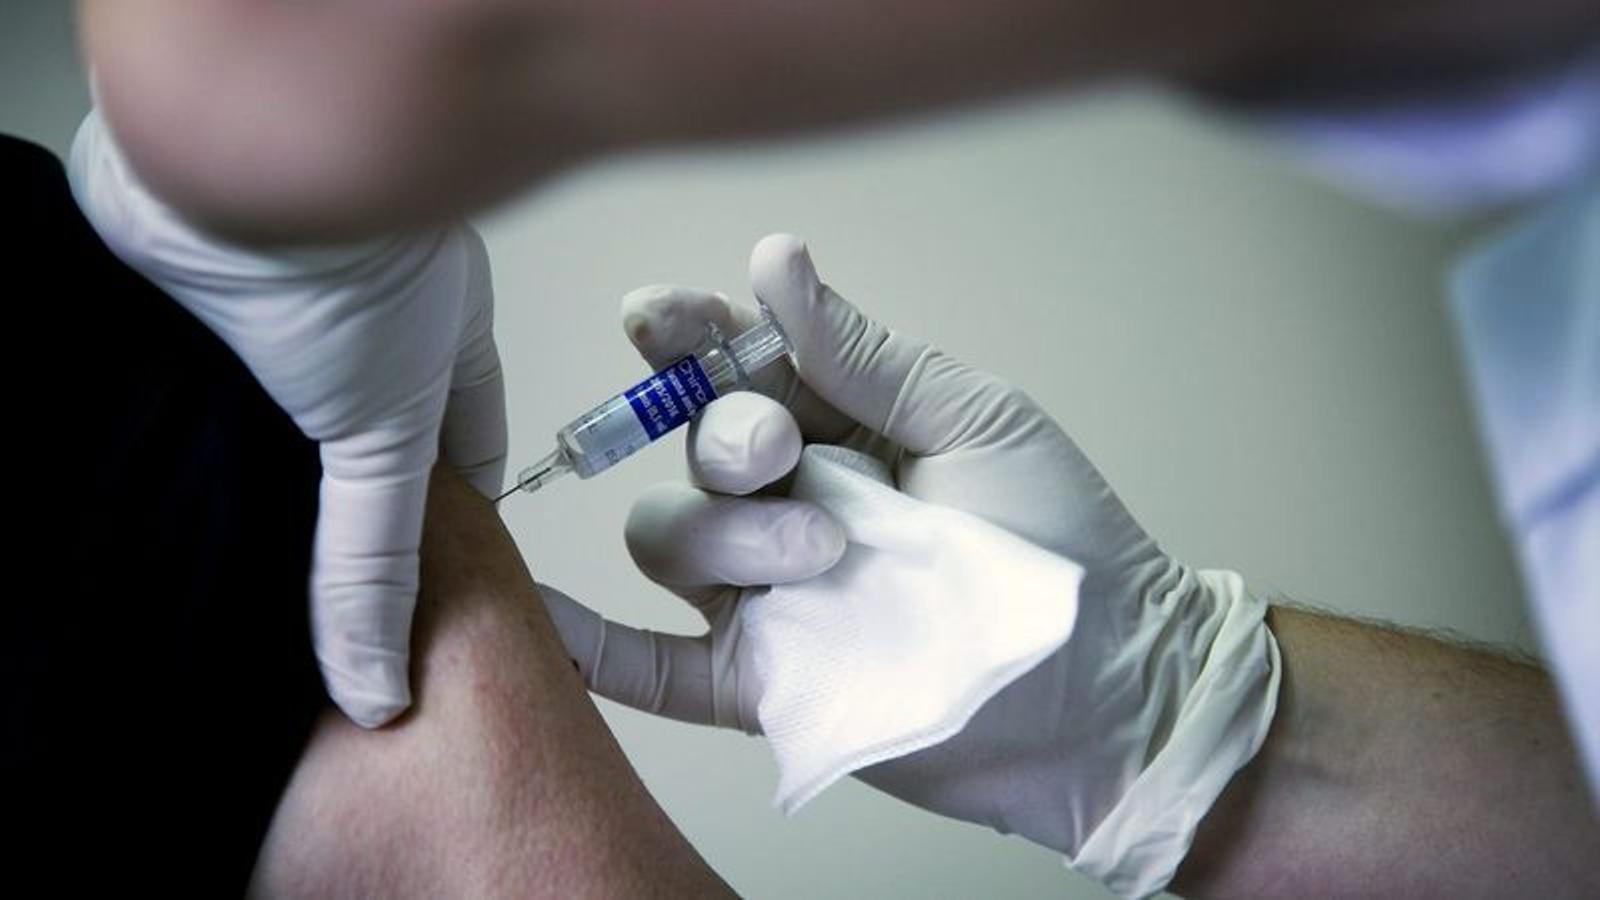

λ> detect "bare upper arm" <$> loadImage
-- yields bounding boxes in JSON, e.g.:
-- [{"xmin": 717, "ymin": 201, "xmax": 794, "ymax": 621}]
[{"xmin": 250, "ymin": 466, "xmax": 734, "ymax": 897}]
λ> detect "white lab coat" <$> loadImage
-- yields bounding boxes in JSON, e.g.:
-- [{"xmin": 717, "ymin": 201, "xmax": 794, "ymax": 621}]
[
  {"xmin": 1277, "ymin": 55, "xmax": 1599, "ymax": 802},
  {"xmin": 1450, "ymin": 186, "xmax": 1599, "ymax": 802}
]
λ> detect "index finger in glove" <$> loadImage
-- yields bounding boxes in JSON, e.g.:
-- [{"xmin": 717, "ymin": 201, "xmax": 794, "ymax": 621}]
[
  {"xmin": 625, "ymin": 481, "xmax": 846, "ymax": 607},
  {"xmin": 540, "ymin": 582, "xmax": 760, "ymax": 733}
]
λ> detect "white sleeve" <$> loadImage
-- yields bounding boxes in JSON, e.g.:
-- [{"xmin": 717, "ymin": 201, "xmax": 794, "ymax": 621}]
[
  {"xmin": 1262, "ymin": 52, "xmax": 1599, "ymax": 216},
  {"xmin": 1449, "ymin": 184, "xmax": 1600, "ymax": 802}
]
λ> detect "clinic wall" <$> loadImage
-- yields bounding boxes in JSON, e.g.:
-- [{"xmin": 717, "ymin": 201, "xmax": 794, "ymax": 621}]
[
  {"xmin": 5, "ymin": 3, "xmax": 1529, "ymax": 898},
  {"xmin": 0, "ymin": 2, "xmax": 91, "ymax": 159}
]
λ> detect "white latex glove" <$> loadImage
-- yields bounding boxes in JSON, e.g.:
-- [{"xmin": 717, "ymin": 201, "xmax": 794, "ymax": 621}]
[
  {"xmin": 544, "ymin": 234, "xmax": 1279, "ymax": 896},
  {"xmin": 69, "ymin": 111, "xmax": 507, "ymax": 728}
]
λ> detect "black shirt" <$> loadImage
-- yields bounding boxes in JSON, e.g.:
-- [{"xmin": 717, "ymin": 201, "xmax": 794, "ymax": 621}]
[{"xmin": 6, "ymin": 133, "xmax": 326, "ymax": 893}]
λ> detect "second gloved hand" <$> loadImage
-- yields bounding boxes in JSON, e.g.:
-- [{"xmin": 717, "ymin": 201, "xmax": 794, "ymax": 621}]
[
  {"xmin": 70, "ymin": 111, "xmax": 508, "ymax": 728},
  {"xmin": 543, "ymin": 234, "xmax": 1280, "ymax": 898}
]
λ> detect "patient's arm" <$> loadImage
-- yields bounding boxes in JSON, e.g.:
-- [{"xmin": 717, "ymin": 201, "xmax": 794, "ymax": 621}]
[{"xmin": 250, "ymin": 467, "xmax": 733, "ymax": 898}]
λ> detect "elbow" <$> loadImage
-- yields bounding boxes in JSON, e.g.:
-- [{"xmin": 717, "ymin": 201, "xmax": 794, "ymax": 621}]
[
  {"xmin": 93, "ymin": 79, "xmax": 418, "ymax": 245},
  {"xmin": 81, "ymin": 0, "xmax": 545, "ymax": 244},
  {"xmin": 81, "ymin": 0, "xmax": 638, "ymax": 243}
]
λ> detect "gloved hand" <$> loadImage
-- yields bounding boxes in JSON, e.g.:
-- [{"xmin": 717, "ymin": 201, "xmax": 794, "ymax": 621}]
[
  {"xmin": 69, "ymin": 110, "xmax": 507, "ymax": 728},
  {"xmin": 544, "ymin": 234, "xmax": 1279, "ymax": 896}
]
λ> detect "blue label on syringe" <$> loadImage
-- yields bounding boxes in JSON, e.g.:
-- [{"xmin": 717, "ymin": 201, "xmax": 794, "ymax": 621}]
[{"xmin": 624, "ymin": 355, "xmax": 719, "ymax": 440}]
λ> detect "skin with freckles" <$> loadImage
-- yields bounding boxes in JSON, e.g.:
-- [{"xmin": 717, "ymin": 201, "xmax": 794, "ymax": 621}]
[{"xmin": 249, "ymin": 467, "xmax": 734, "ymax": 898}]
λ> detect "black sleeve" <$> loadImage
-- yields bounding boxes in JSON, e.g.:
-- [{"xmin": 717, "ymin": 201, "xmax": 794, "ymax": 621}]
[{"xmin": 5, "ymin": 133, "xmax": 327, "ymax": 894}]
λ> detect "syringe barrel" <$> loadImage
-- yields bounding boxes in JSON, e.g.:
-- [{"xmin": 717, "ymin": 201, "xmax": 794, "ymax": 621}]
[{"xmin": 553, "ymin": 303, "xmax": 793, "ymax": 482}]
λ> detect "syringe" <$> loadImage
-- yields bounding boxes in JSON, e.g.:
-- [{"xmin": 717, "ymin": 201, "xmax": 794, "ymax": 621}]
[{"xmin": 496, "ymin": 302, "xmax": 795, "ymax": 501}]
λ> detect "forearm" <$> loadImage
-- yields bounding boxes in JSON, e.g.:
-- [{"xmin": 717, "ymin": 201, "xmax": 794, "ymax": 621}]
[
  {"xmin": 79, "ymin": 0, "xmax": 1596, "ymax": 242},
  {"xmin": 251, "ymin": 469, "xmax": 732, "ymax": 897},
  {"xmin": 1172, "ymin": 606, "xmax": 1599, "ymax": 898}
]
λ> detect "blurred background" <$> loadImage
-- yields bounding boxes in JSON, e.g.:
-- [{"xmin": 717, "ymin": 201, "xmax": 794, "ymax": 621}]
[{"xmin": 4, "ymin": 2, "xmax": 1531, "ymax": 896}]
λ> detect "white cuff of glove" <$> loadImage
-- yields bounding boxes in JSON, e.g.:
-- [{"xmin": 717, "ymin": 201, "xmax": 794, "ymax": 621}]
[{"xmin": 1069, "ymin": 569, "xmax": 1281, "ymax": 898}]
